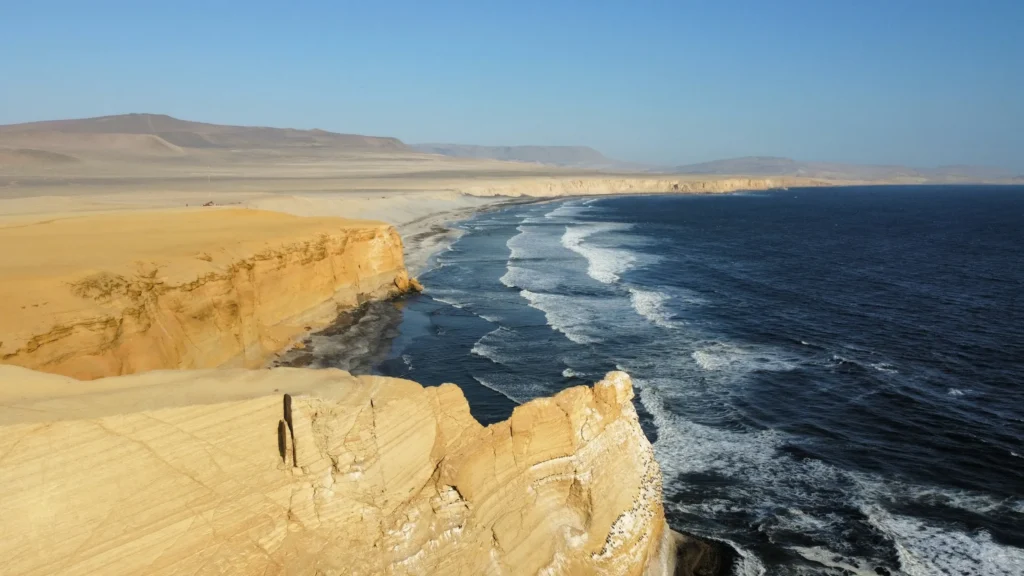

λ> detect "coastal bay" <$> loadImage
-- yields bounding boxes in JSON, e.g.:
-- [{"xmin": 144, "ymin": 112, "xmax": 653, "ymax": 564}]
[{"xmin": 0, "ymin": 143, "xmax": 792, "ymax": 574}]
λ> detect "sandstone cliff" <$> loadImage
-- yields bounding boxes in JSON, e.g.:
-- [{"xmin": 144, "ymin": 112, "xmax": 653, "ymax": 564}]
[
  {"xmin": 0, "ymin": 366, "xmax": 673, "ymax": 576},
  {"xmin": 0, "ymin": 209, "xmax": 418, "ymax": 379}
]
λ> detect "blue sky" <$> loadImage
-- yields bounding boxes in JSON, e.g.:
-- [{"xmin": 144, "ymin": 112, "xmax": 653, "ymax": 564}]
[{"xmin": 2, "ymin": 0, "xmax": 1022, "ymax": 169}]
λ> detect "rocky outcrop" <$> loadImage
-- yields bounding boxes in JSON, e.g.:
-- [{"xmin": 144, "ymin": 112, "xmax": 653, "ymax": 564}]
[
  {"xmin": 0, "ymin": 367, "xmax": 673, "ymax": 575},
  {"xmin": 0, "ymin": 209, "xmax": 418, "ymax": 379}
]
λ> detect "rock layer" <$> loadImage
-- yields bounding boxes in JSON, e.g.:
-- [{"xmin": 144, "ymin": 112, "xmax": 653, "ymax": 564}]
[
  {"xmin": 0, "ymin": 367, "xmax": 672, "ymax": 575},
  {"xmin": 0, "ymin": 209, "xmax": 417, "ymax": 379}
]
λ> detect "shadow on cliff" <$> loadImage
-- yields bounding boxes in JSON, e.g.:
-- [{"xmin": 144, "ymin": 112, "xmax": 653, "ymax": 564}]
[
  {"xmin": 671, "ymin": 531, "xmax": 736, "ymax": 576},
  {"xmin": 270, "ymin": 299, "xmax": 404, "ymax": 373}
]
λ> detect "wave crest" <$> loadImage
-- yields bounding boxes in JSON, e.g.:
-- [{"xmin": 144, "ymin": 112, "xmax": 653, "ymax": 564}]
[
  {"xmin": 561, "ymin": 223, "xmax": 636, "ymax": 284},
  {"xmin": 628, "ymin": 287, "xmax": 675, "ymax": 328},
  {"xmin": 519, "ymin": 289, "xmax": 599, "ymax": 344}
]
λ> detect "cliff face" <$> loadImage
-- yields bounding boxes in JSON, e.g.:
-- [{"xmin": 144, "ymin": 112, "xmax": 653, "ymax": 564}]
[
  {"xmin": 0, "ymin": 209, "xmax": 417, "ymax": 379},
  {"xmin": 0, "ymin": 367, "xmax": 672, "ymax": 575}
]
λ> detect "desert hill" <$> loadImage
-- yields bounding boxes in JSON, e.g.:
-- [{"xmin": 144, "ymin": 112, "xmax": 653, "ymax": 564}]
[
  {"xmin": 413, "ymin": 142, "xmax": 649, "ymax": 170},
  {"xmin": 3, "ymin": 114, "xmax": 1014, "ymax": 184},
  {"xmin": 0, "ymin": 113, "xmax": 409, "ymax": 160}
]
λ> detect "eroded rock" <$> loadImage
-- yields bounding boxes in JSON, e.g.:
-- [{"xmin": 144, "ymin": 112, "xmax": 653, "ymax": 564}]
[{"xmin": 0, "ymin": 367, "xmax": 675, "ymax": 575}]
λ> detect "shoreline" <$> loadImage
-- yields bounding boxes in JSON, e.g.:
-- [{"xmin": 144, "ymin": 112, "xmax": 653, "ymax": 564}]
[
  {"xmin": 397, "ymin": 195, "xmax": 561, "ymax": 276},
  {"xmin": 396, "ymin": 187, "xmax": 771, "ymax": 280},
  {"xmin": 0, "ymin": 181, "xmax": 841, "ymax": 575}
]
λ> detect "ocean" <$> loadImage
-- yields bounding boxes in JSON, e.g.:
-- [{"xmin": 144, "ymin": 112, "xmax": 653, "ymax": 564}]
[{"xmin": 280, "ymin": 185, "xmax": 1024, "ymax": 575}]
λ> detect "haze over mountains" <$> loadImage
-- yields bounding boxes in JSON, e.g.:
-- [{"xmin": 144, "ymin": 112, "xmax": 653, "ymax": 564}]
[
  {"xmin": 414, "ymin": 140, "xmax": 1019, "ymax": 182},
  {"xmin": 672, "ymin": 156, "xmax": 1019, "ymax": 183},
  {"xmin": 411, "ymin": 143, "xmax": 649, "ymax": 171},
  {"xmin": 0, "ymin": 113, "xmax": 1018, "ymax": 184}
]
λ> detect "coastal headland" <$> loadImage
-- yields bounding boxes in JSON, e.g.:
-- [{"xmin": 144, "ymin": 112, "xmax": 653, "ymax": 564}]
[{"xmin": 0, "ymin": 115, "xmax": 849, "ymax": 574}]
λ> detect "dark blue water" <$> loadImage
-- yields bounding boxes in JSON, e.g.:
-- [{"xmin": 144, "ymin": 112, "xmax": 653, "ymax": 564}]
[{"xmin": 336, "ymin": 186, "xmax": 1024, "ymax": 575}]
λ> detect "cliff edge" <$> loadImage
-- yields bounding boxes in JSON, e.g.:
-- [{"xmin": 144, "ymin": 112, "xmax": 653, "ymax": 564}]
[
  {"xmin": 0, "ymin": 366, "xmax": 673, "ymax": 575},
  {"xmin": 0, "ymin": 209, "xmax": 418, "ymax": 379}
]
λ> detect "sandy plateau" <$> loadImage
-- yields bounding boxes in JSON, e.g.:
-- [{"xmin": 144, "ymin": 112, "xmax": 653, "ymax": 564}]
[{"xmin": 0, "ymin": 115, "xmax": 810, "ymax": 575}]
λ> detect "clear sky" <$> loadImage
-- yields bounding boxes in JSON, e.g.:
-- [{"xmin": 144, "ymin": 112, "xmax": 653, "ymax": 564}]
[{"xmin": 2, "ymin": 0, "xmax": 1022, "ymax": 169}]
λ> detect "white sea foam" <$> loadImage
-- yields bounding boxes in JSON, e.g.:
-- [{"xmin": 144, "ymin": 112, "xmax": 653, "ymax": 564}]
[
  {"xmin": 429, "ymin": 289, "xmax": 508, "ymax": 323},
  {"xmin": 691, "ymin": 342, "xmax": 796, "ymax": 373},
  {"xmin": 628, "ymin": 287, "xmax": 675, "ymax": 328},
  {"xmin": 507, "ymin": 224, "xmax": 565, "ymax": 261},
  {"xmin": 729, "ymin": 541, "xmax": 768, "ymax": 576},
  {"xmin": 856, "ymin": 478, "xmax": 1024, "ymax": 517},
  {"xmin": 871, "ymin": 362, "xmax": 899, "ymax": 373},
  {"xmin": 470, "ymin": 327, "xmax": 515, "ymax": 365},
  {"xmin": 562, "ymin": 367, "xmax": 584, "ymax": 378},
  {"xmin": 506, "ymin": 225, "xmax": 530, "ymax": 260},
  {"xmin": 500, "ymin": 265, "xmax": 559, "ymax": 291},
  {"xmin": 472, "ymin": 375, "xmax": 523, "ymax": 404},
  {"xmin": 637, "ymin": 382, "xmax": 784, "ymax": 481},
  {"xmin": 430, "ymin": 295, "xmax": 465, "ymax": 309},
  {"xmin": 637, "ymin": 384, "xmax": 781, "ymax": 573},
  {"xmin": 544, "ymin": 202, "xmax": 588, "ymax": 220},
  {"xmin": 864, "ymin": 506, "xmax": 1024, "ymax": 576},
  {"xmin": 948, "ymin": 388, "xmax": 967, "ymax": 397},
  {"xmin": 560, "ymin": 223, "xmax": 636, "ymax": 284},
  {"xmin": 636, "ymin": 376, "xmax": 1024, "ymax": 575},
  {"xmin": 519, "ymin": 289, "xmax": 600, "ymax": 344},
  {"xmin": 789, "ymin": 547, "xmax": 878, "ymax": 575}
]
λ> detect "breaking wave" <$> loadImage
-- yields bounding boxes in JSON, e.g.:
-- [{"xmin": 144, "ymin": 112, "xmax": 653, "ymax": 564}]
[
  {"xmin": 691, "ymin": 342, "xmax": 797, "ymax": 373},
  {"xmin": 637, "ymin": 378, "xmax": 1024, "ymax": 576},
  {"xmin": 561, "ymin": 222, "xmax": 636, "ymax": 284},
  {"xmin": 628, "ymin": 287, "xmax": 675, "ymax": 328},
  {"xmin": 519, "ymin": 289, "xmax": 601, "ymax": 344}
]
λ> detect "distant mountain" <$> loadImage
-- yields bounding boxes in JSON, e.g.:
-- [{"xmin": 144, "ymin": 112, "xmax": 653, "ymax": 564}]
[
  {"xmin": 671, "ymin": 156, "xmax": 1016, "ymax": 183},
  {"xmin": 0, "ymin": 113, "xmax": 409, "ymax": 152},
  {"xmin": 412, "ymin": 143, "xmax": 649, "ymax": 171}
]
